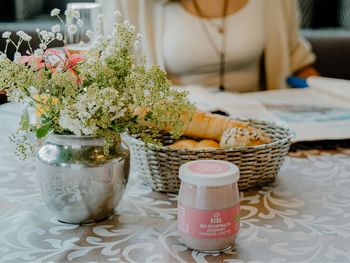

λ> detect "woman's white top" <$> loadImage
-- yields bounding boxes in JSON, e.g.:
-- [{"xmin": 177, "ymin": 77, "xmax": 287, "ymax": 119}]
[
  {"xmin": 163, "ymin": 0, "xmax": 265, "ymax": 92},
  {"xmin": 98, "ymin": 0, "xmax": 316, "ymax": 90}
]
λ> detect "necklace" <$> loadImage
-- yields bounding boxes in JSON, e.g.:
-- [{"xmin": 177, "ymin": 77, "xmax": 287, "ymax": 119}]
[{"xmin": 192, "ymin": 0, "xmax": 229, "ymax": 90}]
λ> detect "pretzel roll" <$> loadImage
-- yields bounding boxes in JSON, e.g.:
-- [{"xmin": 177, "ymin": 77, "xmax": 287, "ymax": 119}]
[
  {"xmin": 168, "ymin": 139, "xmax": 197, "ymax": 149},
  {"xmin": 195, "ymin": 139, "xmax": 220, "ymax": 149},
  {"xmin": 220, "ymin": 127, "xmax": 272, "ymax": 148}
]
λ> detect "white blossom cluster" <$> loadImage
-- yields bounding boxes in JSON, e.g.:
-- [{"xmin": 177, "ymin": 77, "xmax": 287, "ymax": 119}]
[
  {"xmin": 7, "ymin": 87, "xmax": 28, "ymax": 103},
  {"xmin": 1, "ymin": 31, "xmax": 32, "ymax": 62},
  {"xmin": 59, "ymin": 87, "xmax": 127, "ymax": 136},
  {"xmin": 35, "ymin": 28, "xmax": 62, "ymax": 53},
  {"xmin": 50, "ymin": 8, "xmax": 60, "ymax": 16},
  {"xmin": 16, "ymin": 31, "xmax": 32, "ymax": 42},
  {"xmin": 0, "ymin": 8, "xmax": 72, "ymax": 62},
  {"xmin": 65, "ymin": 8, "xmax": 80, "ymax": 19},
  {"xmin": 91, "ymin": 16, "xmax": 143, "ymax": 66},
  {"xmin": 64, "ymin": 7, "xmax": 84, "ymax": 36},
  {"xmin": 0, "ymin": 7, "xmax": 87, "ymax": 64}
]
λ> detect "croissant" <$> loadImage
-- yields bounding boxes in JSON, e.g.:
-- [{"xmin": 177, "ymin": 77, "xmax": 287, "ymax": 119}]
[{"xmin": 183, "ymin": 111, "xmax": 270, "ymax": 143}]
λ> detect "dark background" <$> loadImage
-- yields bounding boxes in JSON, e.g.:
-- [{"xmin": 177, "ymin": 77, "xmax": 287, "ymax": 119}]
[{"xmin": 0, "ymin": 0, "xmax": 348, "ymax": 27}]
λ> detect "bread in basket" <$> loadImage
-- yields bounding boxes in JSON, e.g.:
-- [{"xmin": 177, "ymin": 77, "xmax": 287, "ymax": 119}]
[{"xmin": 124, "ymin": 112, "xmax": 294, "ymax": 192}]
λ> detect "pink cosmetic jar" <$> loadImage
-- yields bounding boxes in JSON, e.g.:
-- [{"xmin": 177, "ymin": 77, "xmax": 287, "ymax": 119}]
[{"xmin": 177, "ymin": 160, "xmax": 240, "ymax": 252}]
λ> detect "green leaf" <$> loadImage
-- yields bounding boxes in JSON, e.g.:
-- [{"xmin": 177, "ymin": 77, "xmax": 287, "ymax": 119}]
[
  {"xmin": 36, "ymin": 122, "xmax": 51, "ymax": 139},
  {"xmin": 130, "ymin": 115, "xmax": 138, "ymax": 123},
  {"xmin": 20, "ymin": 108, "xmax": 29, "ymax": 130},
  {"xmin": 144, "ymin": 111, "xmax": 152, "ymax": 121},
  {"xmin": 40, "ymin": 114, "xmax": 49, "ymax": 123},
  {"xmin": 111, "ymin": 123, "xmax": 123, "ymax": 133}
]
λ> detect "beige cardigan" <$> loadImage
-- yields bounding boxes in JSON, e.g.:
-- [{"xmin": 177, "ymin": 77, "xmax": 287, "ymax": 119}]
[{"xmin": 98, "ymin": 0, "xmax": 316, "ymax": 90}]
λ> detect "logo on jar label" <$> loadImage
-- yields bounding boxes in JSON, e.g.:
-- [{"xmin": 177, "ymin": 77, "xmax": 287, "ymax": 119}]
[
  {"xmin": 188, "ymin": 161, "xmax": 230, "ymax": 174},
  {"xmin": 211, "ymin": 212, "xmax": 222, "ymax": 223},
  {"xmin": 177, "ymin": 203, "xmax": 240, "ymax": 239}
]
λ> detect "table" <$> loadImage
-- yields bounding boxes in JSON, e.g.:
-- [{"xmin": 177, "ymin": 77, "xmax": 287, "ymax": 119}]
[{"xmin": 1, "ymin": 102, "xmax": 350, "ymax": 262}]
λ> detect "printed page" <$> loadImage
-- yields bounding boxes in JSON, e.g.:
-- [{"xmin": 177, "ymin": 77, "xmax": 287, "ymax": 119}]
[
  {"xmin": 177, "ymin": 85, "xmax": 350, "ymax": 142},
  {"xmin": 175, "ymin": 85, "xmax": 277, "ymax": 121},
  {"xmin": 307, "ymin": 76, "xmax": 350, "ymax": 101},
  {"xmin": 239, "ymin": 89, "xmax": 350, "ymax": 141}
]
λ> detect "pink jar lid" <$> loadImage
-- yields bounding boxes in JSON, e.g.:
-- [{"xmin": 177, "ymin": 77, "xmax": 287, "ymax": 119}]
[{"xmin": 179, "ymin": 160, "xmax": 240, "ymax": 187}]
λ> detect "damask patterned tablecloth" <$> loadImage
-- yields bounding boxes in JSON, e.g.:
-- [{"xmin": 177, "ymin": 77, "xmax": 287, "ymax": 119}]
[{"xmin": 1, "ymin": 103, "xmax": 350, "ymax": 263}]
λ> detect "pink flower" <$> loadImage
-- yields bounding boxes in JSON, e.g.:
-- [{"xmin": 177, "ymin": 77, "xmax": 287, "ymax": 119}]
[
  {"xmin": 44, "ymin": 48, "xmax": 85, "ymax": 83},
  {"xmin": 20, "ymin": 48, "xmax": 85, "ymax": 84},
  {"xmin": 63, "ymin": 48, "xmax": 85, "ymax": 84},
  {"xmin": 20, "ymin": 55, "xmax": 45, "ymax": 69},
  {"xmin": 63, "ymin": 47, "xmax": 85, "ymax": 69}
]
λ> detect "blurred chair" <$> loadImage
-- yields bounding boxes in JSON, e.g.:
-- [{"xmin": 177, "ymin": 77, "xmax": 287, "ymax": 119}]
[
  {"xmin": 298, "ymin": 0, "xmax": 350, "ymax": 80},
  {"xmin": 15, "ymin": 0, "xmax": 45, "ymax": 20},
  {"xmin": 0, "ymin": 0, "xmax": 44, "ymax": 21},
  {"xmin": 303, "ymin": 29, "xmax": 350, "ymax": 80}
]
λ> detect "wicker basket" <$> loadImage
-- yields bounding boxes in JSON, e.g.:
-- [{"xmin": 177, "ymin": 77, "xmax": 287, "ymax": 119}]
[{"xmin": 125, "ymin": 119, "xmax": 294, "ymax": 193}]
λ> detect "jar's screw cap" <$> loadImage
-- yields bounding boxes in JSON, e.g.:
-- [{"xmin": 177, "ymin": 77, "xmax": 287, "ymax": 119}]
[{"xmin": 179, "ymin": 160, "xmax": 240, "ymax": 187}]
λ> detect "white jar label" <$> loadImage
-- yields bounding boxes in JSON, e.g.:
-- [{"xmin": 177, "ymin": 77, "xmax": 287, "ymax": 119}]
[{"xmin": 177, "ymin": 202, "xmax": 240, "ymax": 239}]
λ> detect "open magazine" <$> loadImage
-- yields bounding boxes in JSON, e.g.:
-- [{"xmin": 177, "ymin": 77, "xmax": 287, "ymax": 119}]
[{"xmin": 179, "ymin": 77, "xmax": 350, "ymax": 142}]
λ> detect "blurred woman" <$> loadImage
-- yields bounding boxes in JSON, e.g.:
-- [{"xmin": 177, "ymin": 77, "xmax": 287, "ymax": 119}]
[{"xmin": 98, "ymin": 0, "xmax": 318, "ymax": 92}]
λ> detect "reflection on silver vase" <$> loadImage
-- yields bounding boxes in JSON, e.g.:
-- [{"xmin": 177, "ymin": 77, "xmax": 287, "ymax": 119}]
[{"xmin": 36, "ymin": 134, "xmax": 129, "ymax": 224}]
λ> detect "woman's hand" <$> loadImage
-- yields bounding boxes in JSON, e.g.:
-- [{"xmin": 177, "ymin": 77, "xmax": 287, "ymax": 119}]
[{"xmin": 295, "ymin": 65, "xmax": 320, "ymax": 78}]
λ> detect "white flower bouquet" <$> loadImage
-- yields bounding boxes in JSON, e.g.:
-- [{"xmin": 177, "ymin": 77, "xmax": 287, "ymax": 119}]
[{"xmin": 0, "ymin": 8, "xmax": 195, "ymax": 158}]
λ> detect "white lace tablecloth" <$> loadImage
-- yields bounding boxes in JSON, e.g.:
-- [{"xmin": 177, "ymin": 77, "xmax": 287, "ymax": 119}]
[{"xmin": 1, "ymin": 103, "xmax": 350, "ymax": 262}]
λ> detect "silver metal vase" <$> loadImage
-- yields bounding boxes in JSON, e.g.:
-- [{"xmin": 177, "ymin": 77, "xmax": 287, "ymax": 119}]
[{"xmin": 36, "ymin": 134, "xmax": 129, "ymax": 224}]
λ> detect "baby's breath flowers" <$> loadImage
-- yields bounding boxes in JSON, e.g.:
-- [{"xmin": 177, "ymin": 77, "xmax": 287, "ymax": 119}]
[
  {"xmin": 0, "ymin": 8, "xmax": 195, "ymax": 159},
  {"xmin": 50, "ymin": 8, "xmax": 60, "ymax": 17}
]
